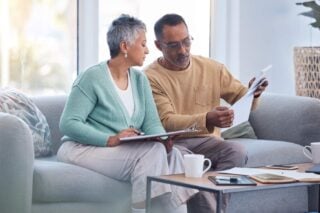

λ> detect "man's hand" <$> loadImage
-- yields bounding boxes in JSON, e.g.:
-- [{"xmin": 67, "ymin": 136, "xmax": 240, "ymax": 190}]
[
  {"xmin": 249, "ymin": 77, "xmax": 269, "ymax": 98},
  {"xmin": 206, "ymin": 106, "xmax": 234, "ymax": 128},
  {"xmin": 106, "ymin": 128, "xmax": 139, "ymax": 147}
]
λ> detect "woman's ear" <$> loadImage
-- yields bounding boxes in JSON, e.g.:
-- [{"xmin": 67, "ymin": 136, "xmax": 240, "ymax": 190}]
[{"xmin": 119, "ymin": 41, "xmax": 128, "ymax": 56}]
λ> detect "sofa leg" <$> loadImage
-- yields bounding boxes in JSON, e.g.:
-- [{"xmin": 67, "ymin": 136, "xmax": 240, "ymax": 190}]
[{"xmin": 0, "ymin": 113, "xmax": 34, "ymax": 213}]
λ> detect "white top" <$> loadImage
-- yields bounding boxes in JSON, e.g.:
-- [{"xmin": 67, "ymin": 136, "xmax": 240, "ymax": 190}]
[{"xmin": 108, "ymin": 69, "xmax": 134, "ymax": 117}]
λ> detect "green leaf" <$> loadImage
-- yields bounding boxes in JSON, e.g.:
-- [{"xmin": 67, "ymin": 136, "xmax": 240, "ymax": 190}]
[
  {"xmin": 311, "ymin": 21, "xmax": 320, "ymax": 28},
  {"xmin": 296, "ymin": 1, "xmax": 320, "ymax": 30}
]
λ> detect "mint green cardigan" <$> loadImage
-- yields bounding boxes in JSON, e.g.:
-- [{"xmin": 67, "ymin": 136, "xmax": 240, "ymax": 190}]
[{"xmin": 59, "ymin": 61, "xmax": 165, "ymax": 146}]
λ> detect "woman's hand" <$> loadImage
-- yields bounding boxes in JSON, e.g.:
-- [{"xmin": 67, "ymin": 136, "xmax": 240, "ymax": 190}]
[{"xmin": 106, "ymin": 128, "xmax": 139, "ymax": 147}]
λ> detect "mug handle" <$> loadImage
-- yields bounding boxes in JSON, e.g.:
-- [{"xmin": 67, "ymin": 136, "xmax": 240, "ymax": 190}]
[
  {"xmin": 202, "ymin": 158, "xmax": 212, "ymax": 174},
  {"xmin": 303, "ymin": 146, "xmax": 312, "ymax": 160}
]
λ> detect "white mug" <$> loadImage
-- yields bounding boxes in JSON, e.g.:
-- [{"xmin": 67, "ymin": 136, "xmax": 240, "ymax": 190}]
[
  {"xmin": 184, "ymin": 154, "xmax": 212, "ymax": 178},
  {"xmin": 303, "ymin": 142, "xmax": 320, "ymax": 164}
]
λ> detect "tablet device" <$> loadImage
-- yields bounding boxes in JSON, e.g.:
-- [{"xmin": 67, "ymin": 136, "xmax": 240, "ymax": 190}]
[{"xmin": 120, "ymin": 128, "xmax": 200, "ymax": 142}]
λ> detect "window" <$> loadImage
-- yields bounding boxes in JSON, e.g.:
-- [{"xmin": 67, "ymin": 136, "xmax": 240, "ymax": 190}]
[
  {"xmin": 0, "ymin": 0, "xmax": 210, "ymax": 95},
  {"xmin": 0, "ymin": 0, "xmax": 77, "ymax": 95},
  {"xmin": 98, "ymin": 0, "xmax": 210, "ymax": 68}
]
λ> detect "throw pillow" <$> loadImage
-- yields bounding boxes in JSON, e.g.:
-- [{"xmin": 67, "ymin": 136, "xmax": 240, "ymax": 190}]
[
  {"xmin": 0, "ymin": 88, "xmax": 52, "ymax": 157},
  {"xmin": 221, "ymin": 121, "xmax": 257, "ymax": 140}
]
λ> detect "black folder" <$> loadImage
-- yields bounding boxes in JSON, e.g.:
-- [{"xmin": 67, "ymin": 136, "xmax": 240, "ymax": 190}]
[{"xmin": 208, "ymin": 175, "xmax": 257, "ymax": 186}]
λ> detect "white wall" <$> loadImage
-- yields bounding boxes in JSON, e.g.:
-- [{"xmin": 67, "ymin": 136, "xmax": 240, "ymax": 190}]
[{"xmin": 212, "ymin": 0, "xmax": 320, "ymax": 95}]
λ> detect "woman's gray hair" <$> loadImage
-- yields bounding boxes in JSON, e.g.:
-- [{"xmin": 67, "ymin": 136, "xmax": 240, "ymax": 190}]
[{"xmin": 107, "ymin": 14, "xmax": 146, "ymax": 58}]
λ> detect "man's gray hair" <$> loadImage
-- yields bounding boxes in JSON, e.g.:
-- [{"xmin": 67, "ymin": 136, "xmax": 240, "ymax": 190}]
[{"xmin": 107, "ymin": 14, "xmax": 146, "ymax": 58}]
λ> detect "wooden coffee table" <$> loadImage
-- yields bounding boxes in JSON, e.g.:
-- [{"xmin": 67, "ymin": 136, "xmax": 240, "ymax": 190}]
[{"xmin": 145, "ymin": 163, "xmax": 319, "ymax": 213}]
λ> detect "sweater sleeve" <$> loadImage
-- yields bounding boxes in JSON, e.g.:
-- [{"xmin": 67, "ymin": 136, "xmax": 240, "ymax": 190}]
[
  {"xmin": 59, "ymin": 85, "xmax": 110, "ymax": 147},
  {"xmin": 220, "ymin": 65, "xmax": 248, "ymax": 105},
  {"xmin": 140, "ymin": 74, "xmax": 166, "ymax": 135},
  {"xmin": 147, "ymin": 74, "xmax": 209, "ymax": 133}
]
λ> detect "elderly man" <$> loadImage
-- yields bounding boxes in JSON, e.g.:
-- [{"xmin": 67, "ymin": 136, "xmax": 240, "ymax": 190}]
[{"xmin": 145, "ymin": 13, "xmax": 268, "ymax": 212}]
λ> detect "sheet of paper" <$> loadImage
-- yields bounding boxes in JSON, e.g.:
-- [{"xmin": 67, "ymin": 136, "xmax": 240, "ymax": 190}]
[
  {"xmin": 246, "ymin": 65, "xmax": 271, "ymax": 96},
  {"xmin": 221, "ymin": 65, "xmax": 272, "ymax": 132},
  {"xmin": 228, "ymin": 93, "xmax": 253, "ymax": 128},
  {"xmin": 219, "ymin": 167, "xmax": 320, "ymax": 181}
]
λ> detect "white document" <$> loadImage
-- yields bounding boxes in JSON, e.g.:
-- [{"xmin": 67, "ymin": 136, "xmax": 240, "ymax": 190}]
[
  {"xmin": 224, "ymin": 92, "xmax": 253, "ymax": 131},
  {"xmin": 219, "ymin": 167, "xmax": 320, "ymax": 181},
  {"xmin": 246, "ymin": 65, "xmax": 271, "ymax": 96},
  {"xmin": 221, "ymin": 65, "xmax": 271, "ymax": 132}
]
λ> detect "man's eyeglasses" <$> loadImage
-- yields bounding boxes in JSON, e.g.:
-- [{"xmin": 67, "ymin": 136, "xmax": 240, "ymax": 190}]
[{"xmin": 160, "ymin": 36, "xmax": 193, "ymax": 50}]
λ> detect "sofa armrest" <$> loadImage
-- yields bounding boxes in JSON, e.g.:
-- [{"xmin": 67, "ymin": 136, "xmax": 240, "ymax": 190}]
[
  {"xmin": 0, "ymin": 113, "xmax": 34, "ymax": 213},
  {"xmin": 249, "ymin": 93, "xmax": 320, "ymax": 146}
]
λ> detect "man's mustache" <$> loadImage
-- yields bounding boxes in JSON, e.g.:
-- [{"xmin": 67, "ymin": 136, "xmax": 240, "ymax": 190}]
[{"xmin": 177, "ymin": 54, "xmax": 189, "ymax": 60}]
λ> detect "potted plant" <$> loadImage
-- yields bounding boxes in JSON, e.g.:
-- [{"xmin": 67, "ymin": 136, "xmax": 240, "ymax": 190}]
[{"xmin": 294, "ymin": 1, "xmax": 320, "ymax": 98}]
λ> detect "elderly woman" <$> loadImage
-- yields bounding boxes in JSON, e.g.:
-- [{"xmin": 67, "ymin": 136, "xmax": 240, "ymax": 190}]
[{"xmin": 57, "ymin": 14, "xmax": 194, "ymax": 213}]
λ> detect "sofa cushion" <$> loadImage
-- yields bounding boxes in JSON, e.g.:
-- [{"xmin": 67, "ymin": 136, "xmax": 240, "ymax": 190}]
[
  {"xmin": 226, "ymin": 138, "xmax": 311, "ymax": 167},
  {"xmin": 31, "ymin": 95, "xmax": 66, "ymax": 154},
  {"xmin": 0, "ymin": 88, "xmax": 52, "ymax": 157},
  {"xmin": 222, "ymin": 121, "xmax": 257, "ymax": 140},
  {"xmin": 33, "ymin": 158, "xmax": 131, "ymax": 203}
]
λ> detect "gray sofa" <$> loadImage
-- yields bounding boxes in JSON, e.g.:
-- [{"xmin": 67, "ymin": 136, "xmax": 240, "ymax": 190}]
[{"xmin": 1, "ymin": 93, "xmax": 319, "ymax": 213}]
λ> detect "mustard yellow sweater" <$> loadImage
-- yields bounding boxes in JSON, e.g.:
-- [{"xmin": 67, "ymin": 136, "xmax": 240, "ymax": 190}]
[{"xmin": 145, "ymin": 55, "xmax": 247, "ymax": 137}]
